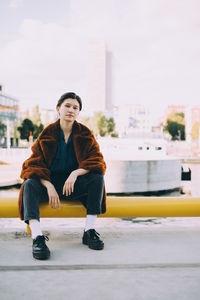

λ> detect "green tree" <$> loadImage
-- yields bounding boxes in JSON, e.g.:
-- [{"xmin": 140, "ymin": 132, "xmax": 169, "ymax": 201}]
[
  {"xmin": 32, "ymin": 105, "xmax": 44, "ymax": 138},
  {"xmin": 107, "ymin": 117, "xmax": 115, "ymax": 134},
  {"xmin": 164, "ymin": 112, "xmax": 185, "ymax": 140},
  {"xmin": 17, "ymin": 118, "xmax": 35, "ymax": 141},
  {"xmin": 13, "ymin": 120, "xmax": 21, "ymax": 139},
  {"xmin": 81, "ymin": 112, "xmax": 117, "ymax": 137},
  {"xmin": 32, "ymin": 105, "xmax": 42, "ymax": 126},
  {"xmin": 33, "ymin": 123, "xmax": 44, "ymax": 139},
  {"xmin": 97, "ymin": 115, "xmax": 107, "ymax": 136},
  {"xmin": 17, "ymin": 118, "xmax": 44, "ymax": 141}
]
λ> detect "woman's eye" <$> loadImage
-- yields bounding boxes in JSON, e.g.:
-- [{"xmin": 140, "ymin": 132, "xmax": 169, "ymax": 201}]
[{"xmin": 64, "ymin": 104, "xmax": 78, "ymax": 110}]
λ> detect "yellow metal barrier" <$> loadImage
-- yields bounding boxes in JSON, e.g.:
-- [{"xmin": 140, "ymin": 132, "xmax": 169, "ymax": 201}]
[{"xmin": 1, "ymin": 196, "xmax": 200, "ymax": 218}]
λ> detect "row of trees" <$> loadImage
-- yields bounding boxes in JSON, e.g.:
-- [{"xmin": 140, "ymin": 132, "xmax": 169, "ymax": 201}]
[
  {"xmin": 0, "ymin": 107, "xmax": 117, "ymax": 143},
  {"xmin": 17, "ymin": 111, "xmax": 117, "ymax": 141},
  {"xmin": 1, "ymin": 105, "xmax": 200, "ymax": 142}
]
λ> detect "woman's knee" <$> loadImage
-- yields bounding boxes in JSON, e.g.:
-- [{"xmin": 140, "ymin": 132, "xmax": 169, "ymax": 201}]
[
  {"xmin": 89, "ymin": 173, "xmax": 104, "ymax": 185},
  {"xmin": 23, "ymin": 178, "xmax": 41, "ymax": 192}
]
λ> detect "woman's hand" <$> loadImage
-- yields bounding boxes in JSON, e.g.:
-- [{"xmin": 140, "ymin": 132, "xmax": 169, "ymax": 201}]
[
  {"xmin": 63, "ymin": 171, "xmax": 78, "ymax": 196},
  {"xmin": 46, "ymin": 184, "xmax": 60, "ymax": 209}
]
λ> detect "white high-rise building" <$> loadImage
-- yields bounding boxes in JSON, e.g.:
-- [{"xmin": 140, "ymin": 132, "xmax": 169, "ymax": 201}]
[{"xmin": 86, "ymin": 39, "xmax": 106, "ymax": 113}]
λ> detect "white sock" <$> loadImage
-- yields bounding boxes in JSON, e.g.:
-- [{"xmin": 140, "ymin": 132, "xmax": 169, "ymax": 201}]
[
  {"xmin": 85, "ymin": 215, "xmax": 97, "ymax": 232},
  {"xmin": 29, "ymin": 220, "xmax": 43, "ymax": 239}
]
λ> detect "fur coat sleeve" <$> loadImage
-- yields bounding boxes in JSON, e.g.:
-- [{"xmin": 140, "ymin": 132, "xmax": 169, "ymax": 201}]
[{"xmin": 20, "ymin": 139, "xmax": 51, "ymax": 181}]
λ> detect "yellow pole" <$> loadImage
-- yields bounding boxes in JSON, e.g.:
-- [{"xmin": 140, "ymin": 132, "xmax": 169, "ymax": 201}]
[
  {"xmin": 27, "ymin": 224, "xmax": 31, "ymax": 235},
  {"xmin": 0, "ymin": 197, "xmax": 200, "ymax": 218}
]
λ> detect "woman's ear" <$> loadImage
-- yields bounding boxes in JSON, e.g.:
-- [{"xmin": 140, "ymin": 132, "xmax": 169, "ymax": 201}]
[{"xmin": 56, "ymin": 106, "xmax": 60, "ymax": 115}]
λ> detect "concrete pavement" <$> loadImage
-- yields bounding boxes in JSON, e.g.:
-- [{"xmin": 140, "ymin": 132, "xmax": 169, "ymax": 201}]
[{"xmin": 0, "ymin": 218, "xmax": 200, "ymax": 300}]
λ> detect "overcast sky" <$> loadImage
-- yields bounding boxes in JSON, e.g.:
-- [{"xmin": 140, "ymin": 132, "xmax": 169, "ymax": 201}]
[{"xmin": 0, "ymin": 0, "xmax": 200, "ymax": 121}]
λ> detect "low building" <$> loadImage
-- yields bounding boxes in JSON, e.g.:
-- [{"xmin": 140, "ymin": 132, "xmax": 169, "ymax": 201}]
[
  {"xmin": 0, "ymin": 91, "xmax": 20, "ymax": 147},
  {"xmin": 114, "ymin": 104, "xmax": 152, "ymax": 137},
  {"xmin": 0, "ymin": 92, "xmax": 19, "ymax": 121}
]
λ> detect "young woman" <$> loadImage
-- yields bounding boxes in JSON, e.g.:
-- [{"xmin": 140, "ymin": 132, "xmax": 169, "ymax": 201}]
[{"xmin": 18, "ymin": 92, "xmax": 106, "ymax": 260}]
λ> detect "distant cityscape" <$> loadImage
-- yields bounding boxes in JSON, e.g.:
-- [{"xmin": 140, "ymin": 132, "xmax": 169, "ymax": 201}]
[
  {"xmin": 1, "ymin": 87, "xmax": 200, "ymax": 148},
  {"xmin": 0, "ymin": 39, "xmax": 200, "ymax": 147}
]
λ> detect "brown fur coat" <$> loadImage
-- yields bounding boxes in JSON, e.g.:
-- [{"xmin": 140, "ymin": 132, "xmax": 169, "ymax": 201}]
[{"xmin": 18, "ymin": 119, "xmax": 106, "ymax": 219}]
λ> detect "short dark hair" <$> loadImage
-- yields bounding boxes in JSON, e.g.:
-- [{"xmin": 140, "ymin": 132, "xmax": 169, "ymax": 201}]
[{"xmin": 57, "ymin": 92, "xmax": 82, "ymax": 110}]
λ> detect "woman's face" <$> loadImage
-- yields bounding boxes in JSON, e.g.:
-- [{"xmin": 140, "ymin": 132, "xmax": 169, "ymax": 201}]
[{"xmin": 57, "ymin": 98, "xmax": 80, "ymax": 122}]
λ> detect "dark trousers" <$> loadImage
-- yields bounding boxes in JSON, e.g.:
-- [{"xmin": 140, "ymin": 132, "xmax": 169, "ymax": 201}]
[{"xmin": 22, "ymin": 172, "xmax": 104, "ymax": 224}]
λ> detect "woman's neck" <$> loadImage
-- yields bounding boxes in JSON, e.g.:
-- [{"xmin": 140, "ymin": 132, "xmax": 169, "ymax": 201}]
[{"xmin": 60, "ymin": 119, "xmax": 73, "ymax": 134}]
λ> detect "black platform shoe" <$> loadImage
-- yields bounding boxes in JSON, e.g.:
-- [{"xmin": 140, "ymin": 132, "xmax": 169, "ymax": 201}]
[
  {"xmin": 82, "ymin": 229, "xmax": 104, "ymax": 250},
  {"xmin": 32, "ymin": 235, "xmax": 50, "ymax": 260}
]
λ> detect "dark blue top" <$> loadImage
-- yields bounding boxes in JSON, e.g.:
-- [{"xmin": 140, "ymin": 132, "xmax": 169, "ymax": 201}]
[{"xmin": 50, "ymin": 128, "xmax": 78, "ymax": 175}]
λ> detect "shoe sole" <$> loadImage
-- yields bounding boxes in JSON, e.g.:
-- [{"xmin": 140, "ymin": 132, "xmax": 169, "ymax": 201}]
[
  {"xmin": 82, "ymin": 239, "xmax": 104, "ymax": 250},
  {"xmin": 33, "ymin": 251, "xmax": 50, "ymax": 260}
]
